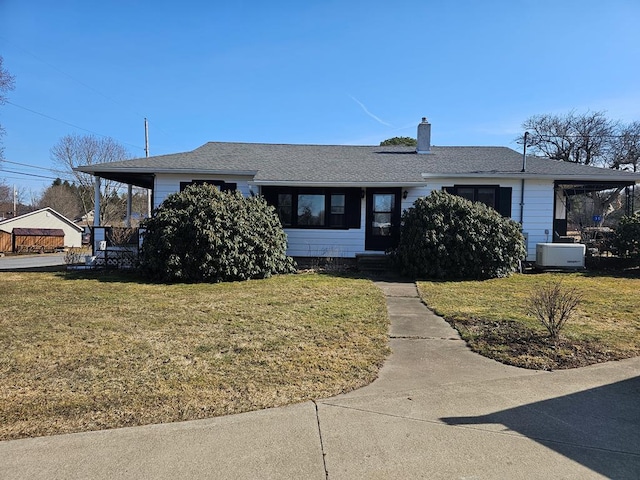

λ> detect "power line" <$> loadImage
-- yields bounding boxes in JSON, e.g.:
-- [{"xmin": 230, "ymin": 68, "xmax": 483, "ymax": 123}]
[
  {"xmin": 1, "ymin": 35, "xmax": 174, "ymax": 145},
  {"xmin": 1, "ymin": 159, "xmax": 56, "ymax": 171},
  {"xmin": 0, "ymin": 168, "xmax": 59, "ymax": 180},
  {"xmin": 6, "ymin": 100, "xmax": 146, "ymax": 151},
  {"xmin": 0, "ymin": 35, "xmax": 148, "ymax": 120}
]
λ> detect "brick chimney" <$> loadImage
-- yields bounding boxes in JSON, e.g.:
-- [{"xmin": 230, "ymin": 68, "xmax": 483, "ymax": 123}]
[{"xmin": 416, "ymin": 117, "xmax": 432, "ymax": 154}]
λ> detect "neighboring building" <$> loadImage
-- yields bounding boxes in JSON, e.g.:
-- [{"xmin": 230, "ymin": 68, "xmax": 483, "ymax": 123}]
[
  {"xmin": 0, "ymin": 229, "xmax": 10, "ymax": 253},
  {"xmin": 0, "ymin": 207, "xmax": 84, "ymax": 249},
  {"xmin": 76, "ymin": 119, "xmax": 640, "ymax": 261}
]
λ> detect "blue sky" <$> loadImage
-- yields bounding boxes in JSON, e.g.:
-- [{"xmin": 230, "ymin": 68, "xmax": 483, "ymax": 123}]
[{"xmin": 1, "ymin": 0, "xmax": 639, "ymax": 194}]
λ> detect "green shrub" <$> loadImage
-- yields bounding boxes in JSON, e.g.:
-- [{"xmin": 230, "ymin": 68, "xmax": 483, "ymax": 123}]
[
  {"xmin": 614, "ymin": 212, "xmax": 640, "ymax": 258},
  {"xmin": 392, "ymin": 191, "xmax": 526, "ymax": 279},
  {"xmin": 139, "ymin": 184, "xmax": 296, "ymax": 282}
]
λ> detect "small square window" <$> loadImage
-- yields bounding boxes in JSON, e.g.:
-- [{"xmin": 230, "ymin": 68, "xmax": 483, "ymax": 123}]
[
  {"xmin": 331, "ymin": 194, "xmax": 345, "ymax": 214},
  {"xmin": 329, "ymin": 194, "xmax": 346, "ymax": 227}
]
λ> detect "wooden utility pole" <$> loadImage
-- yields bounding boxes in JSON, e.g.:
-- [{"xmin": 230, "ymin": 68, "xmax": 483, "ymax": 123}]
[{"xmin": 145, "ymin": 118, "xmax": 152, "ymax": 217}]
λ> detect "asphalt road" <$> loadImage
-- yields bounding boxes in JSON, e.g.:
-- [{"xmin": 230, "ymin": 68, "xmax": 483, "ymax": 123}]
[{"xmin": 0, "ymin": 253, "xmax": 67, "ymax": 271}]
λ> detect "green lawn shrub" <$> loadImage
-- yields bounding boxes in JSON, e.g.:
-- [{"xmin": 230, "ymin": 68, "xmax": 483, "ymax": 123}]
[
  {"xmin": 139, "ymin": 184, "xmax": 296, "ymax": 282},
  {"xmin": 392, "ymin": 191, "xmax": 526, "ymax": 279},
  {"xmin": 614, "ymin": 212, "xmax": 640, "ymax": 258}
]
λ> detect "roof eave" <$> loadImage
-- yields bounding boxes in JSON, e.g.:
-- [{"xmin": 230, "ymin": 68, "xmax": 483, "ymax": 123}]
[
  {"xmin": 421, "ymin": 172, "xmax": 640, "ymax": 183},
  {"xmin": 252, "ymin": 180, "xmax": 427, "ymax": 187},
  {"xmin": 75, "ymin": 167, "xmax": 258, "ymax": 177}
]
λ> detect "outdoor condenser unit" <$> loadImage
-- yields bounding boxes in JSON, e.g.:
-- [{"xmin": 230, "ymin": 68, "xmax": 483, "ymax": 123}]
[{"xmin": 535, "ymin": 243, "xmax": 585, "ymax": 269}]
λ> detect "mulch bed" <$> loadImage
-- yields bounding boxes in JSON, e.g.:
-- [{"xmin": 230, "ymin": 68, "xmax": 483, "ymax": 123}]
[{"xmin": 449, "ymin": 318, "xmax": 630, "ymax": 371}]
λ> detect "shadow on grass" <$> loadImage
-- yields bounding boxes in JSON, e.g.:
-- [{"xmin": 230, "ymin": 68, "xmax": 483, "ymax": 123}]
[
  {"xmin": 0, "ymin": 265, "xmax": 68, "ymax": 273},
  {"xmin": 441, "ymin": 376, "xmax": 640, "ymax": 479}
]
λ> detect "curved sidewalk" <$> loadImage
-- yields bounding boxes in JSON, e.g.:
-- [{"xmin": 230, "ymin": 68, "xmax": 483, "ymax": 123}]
[{"xmin": 1, "ymin": 280, "xmax": 639, "ymax": 479}]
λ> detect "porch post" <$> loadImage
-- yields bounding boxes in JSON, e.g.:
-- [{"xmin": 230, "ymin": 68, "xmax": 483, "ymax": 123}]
[
  {"xmin": 126, "ymin": 184, "xmax": 133, "ymax": 227},
  {"xmin": 93, "ymin": 176, "xmax": 102, "ymax": 227}
]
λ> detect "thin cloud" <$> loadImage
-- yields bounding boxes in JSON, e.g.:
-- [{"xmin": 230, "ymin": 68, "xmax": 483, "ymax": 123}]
[{"xmin": 348, "ymin": 95, "xmax": 392, "ymax": 127}]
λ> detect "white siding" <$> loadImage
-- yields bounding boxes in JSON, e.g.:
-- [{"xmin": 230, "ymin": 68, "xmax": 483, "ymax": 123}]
[
  {"xmin": 283, "ymin": 196, "xmax": 367, "ymax": 258},
  {"xmin": 520, "ymin": 179, "xmax": 555, "ymax": 259},
  {"xmin": 0, "ymin": 209, "xmax": 83, "ymax": 247},
  {"xmin": 284, "ymin": 228, "xmax": 366, "ymax": 258},
  {"xmin": 153, "ymin": 174, "xmax": 254, "ymax": 208},
  {"xmin": 403, "ymin": 178, "xmax": 555, "ymax": 261},
  {"xmin": 147, "ymin": 177, "xmax": 555, "ymax": 260}
]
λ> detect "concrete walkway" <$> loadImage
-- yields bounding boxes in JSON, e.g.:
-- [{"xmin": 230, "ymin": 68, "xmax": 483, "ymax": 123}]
[{"xmin": 1, "ymin": 280, "xmax": 639, "ymax": 479}]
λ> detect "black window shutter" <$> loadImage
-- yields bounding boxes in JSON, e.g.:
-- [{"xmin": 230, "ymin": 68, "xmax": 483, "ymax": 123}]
[
  {"xmin": 443, "ymin": 186, "xmax": 455, "ymax": 194},
  {"xmin": 498, "ymin": 187, "xmax": 512, "ymax": 217},
  {"xmin": 346, "ymin": 188, "xmax": 362, "ymax": 229},
  {"xmin": 261, "ymin": 187, "xmax": 277, "ymax": 206}
]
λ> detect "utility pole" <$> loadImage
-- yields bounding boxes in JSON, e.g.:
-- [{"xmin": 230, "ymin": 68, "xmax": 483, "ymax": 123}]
[
  {"xmin": 144, "ymin": 117, "xmax": 149, "ymax": 158},
  {"xmin": 145, "ymin": 118, "xmax": 152, "ymax": 218},
  {"xmin": 13, "ymin": 185, "xmax": 17, "ymax": 217}
]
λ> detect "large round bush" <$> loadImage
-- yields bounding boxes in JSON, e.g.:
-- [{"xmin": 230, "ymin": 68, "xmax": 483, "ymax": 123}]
[
  {"xmin": 613, "ymin": 212, "xmax": 640, "ymax": 258},
  {"xmin": 140, "ymin": 184, "xmax": 296, "ymax": 282},
  {"xmin": 392, "ymin": 191, "xmax": 526, "ymax": 279}
]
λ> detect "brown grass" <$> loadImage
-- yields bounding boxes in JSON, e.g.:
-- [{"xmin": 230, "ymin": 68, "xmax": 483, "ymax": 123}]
[
  {"xmin": 417, "ymin": 272, "xmax": 640, "ymax": 370},
  {"xmin": 0, "ymin": 271, "xmax": 390, "ymax": 440}
]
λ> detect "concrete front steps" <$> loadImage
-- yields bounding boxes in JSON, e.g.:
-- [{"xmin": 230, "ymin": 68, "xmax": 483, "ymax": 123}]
[{"xmin": 356, "ymin": 254, "xmax": 390, "ymax": 273}]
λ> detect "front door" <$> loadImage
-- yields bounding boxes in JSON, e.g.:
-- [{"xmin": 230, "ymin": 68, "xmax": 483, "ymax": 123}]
[{"xmin": 365, "ymin": 188, "xmax": 402, "ymax": 251}]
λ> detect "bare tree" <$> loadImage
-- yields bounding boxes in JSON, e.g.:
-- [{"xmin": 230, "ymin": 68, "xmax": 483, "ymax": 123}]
[
  {"xmin": 522, "ymin": 110, "xmax": 615, "ymax": 167},
  {"xmin": 0, "ymin": 181, "xmax": 11, "ymax": 217},
  {"xmin": 0, "ymin": 56, "xmax": 16, "ymax": 161},
  {"xmin": 38, "ymin": 180, "xmax": 83, "ymax": 220},
  {"xmin": 521, "ymin": 111, "xmax": 626, "ymax": 225},
  {"xmin": 611, "ymin": 121, "xmax": 640, "ymax": 172},
  {"xmin": 50, "ymin": 133, "xmax": 130, "ymax": 225}
]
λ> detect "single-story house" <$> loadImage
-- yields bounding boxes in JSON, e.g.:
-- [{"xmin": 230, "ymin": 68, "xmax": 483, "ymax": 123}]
[
  {"xmin": 76, "ymin": 119, "xmax": 639, "ymax": 261},
  {"xmin": 0, "ymin": 207, "xmax": 84, "ymax": 249}
]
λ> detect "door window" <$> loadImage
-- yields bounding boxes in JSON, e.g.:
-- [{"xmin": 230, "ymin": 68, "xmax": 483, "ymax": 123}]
[{"xmin": 372, "ymin": 193, "xmax": 395, "ymax": 237}]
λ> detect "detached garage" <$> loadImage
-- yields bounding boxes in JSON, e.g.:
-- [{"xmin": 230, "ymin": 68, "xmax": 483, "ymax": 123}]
[{"xmin": 0, "ymin": 207, "xmax": 83, "ymax": 251}]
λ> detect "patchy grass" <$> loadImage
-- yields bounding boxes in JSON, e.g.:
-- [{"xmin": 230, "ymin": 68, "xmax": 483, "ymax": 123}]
[
  {"xmin": 417, "ymin": 272, "xmax": 640, "ymax": 370},
  {"xmin": 0, "ymin": 271, "xmax": 390, "ymax": 440}
]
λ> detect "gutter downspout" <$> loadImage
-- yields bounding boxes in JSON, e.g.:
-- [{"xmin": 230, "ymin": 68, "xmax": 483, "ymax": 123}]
[{"xmin": 519, "ymin": 132, "xmax": 528, "ymax": 224}]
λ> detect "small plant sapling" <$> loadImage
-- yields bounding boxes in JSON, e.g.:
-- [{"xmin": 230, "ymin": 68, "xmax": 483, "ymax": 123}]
[{"xmin": 526, "ymin": 281, "xmax": 582, "ymax": 341}]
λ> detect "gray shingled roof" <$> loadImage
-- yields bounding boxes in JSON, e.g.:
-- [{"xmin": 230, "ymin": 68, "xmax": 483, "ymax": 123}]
[{"xmin": 76, "ymin": 142, "xmax": 640, "ymax": 185}]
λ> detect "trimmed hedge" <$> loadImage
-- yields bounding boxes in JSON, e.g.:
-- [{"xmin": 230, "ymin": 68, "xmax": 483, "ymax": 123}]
[
  {"xmin": 139, "ymin": 184, "xmax": 296, "ymax": 282},
  {"xmin": 392, "ymin": 191, "xmax": 526, "ymax": 279}
]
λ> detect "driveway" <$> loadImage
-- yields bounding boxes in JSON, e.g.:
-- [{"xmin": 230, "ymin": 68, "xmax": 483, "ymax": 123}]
[
  {"xmin": 0, "ymin": 252, "xmax": 66, "ymax": 271},
  {"xmin": 0, "ymin": 280, "xmax": 638, "ymax": 479}
]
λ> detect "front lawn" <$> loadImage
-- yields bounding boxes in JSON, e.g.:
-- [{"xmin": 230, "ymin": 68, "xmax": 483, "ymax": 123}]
[
  {"xmin": 0, "ymin": 271, "xmax": 390, "ymax": 440},
  {"xmin": 417, "ymin": 272, "xmax": 640, "ymax": 370}
]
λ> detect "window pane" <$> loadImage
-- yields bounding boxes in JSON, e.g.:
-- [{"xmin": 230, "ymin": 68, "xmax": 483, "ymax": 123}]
[
  {"xmin": 298, "ymin": 194, "xmax": 325, "ymax": 226},
  {"xmin": 477, "ymin": 188, "xmax": 496, "ymax": 208},
  {"xmin": 373, "ymin": 194, "xmax": 394, "ymax": 213},
  {"xmin": 457, "ymin": 187, "xmax": 475, "ymax": 202},
  {"xmin": 277, "ymin": 194, "xmax": 292, "ymax": 226},
  {"xmin": 278, "ymin": 193, "xmax": 292, "ymax": 206},
  {"xmin": 330, "ymin": 194, "xmax": 345, "ymax": 214},
  {"xmin": 372, "ymin": 213, "xmax": 392, "ymax": 236}
]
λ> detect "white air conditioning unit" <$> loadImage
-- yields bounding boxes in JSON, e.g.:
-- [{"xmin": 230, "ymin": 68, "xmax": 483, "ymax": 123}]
[{"xmin": 536, "ymin": 243, "xmax": 585, "ymax": 269}]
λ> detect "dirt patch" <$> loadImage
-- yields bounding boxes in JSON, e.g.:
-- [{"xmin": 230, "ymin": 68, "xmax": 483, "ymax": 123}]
[{"xmin": 450, "ymin": 318, "xmax": 631, "ymax": 371}]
